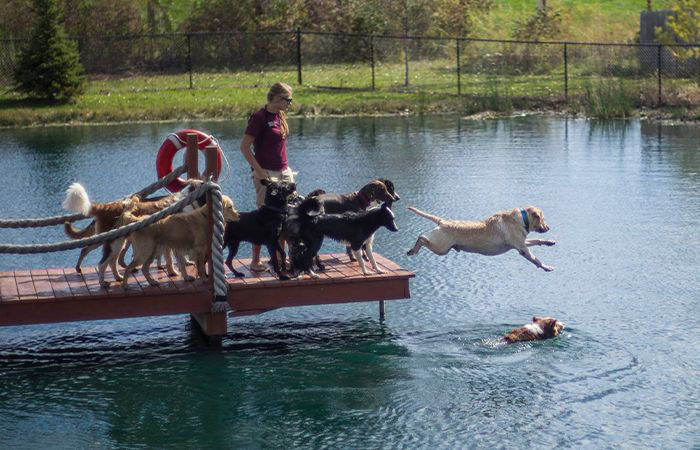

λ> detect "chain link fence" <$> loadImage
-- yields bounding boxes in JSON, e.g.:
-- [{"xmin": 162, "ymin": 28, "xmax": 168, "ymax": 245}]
[{"xmin": 1, "ymin": 30, "xmax": 699, "ymax": 106}]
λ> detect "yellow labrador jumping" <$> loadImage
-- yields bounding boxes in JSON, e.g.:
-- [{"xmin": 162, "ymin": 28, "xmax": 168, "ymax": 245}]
[{"xmin": 406, "ymin": 205, "xmax": 555, "ymax": 272}]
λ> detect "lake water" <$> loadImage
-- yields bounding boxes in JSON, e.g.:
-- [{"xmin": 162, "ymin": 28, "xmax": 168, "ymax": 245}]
[{"xmin": 0, "ymin": 115, "xmax": 698, "ymax": 448}]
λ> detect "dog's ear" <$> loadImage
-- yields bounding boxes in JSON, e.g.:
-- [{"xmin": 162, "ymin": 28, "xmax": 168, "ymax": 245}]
[
  {"xmin": 260, "ymin": 179, "xmax": 270, "ymax": 187},
  {"xmin": 532, "ymin": 316, "xmax": 540, "ymax": 322}
]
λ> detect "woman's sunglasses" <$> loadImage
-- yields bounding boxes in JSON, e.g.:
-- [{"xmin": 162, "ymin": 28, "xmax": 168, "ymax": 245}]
[{"xmin": 280, "ymin": 96, "xmax": 293, "ymax": 104}]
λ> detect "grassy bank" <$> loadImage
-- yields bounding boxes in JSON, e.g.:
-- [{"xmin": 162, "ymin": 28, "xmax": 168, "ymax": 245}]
[{"xmin": 2, "ymin": 63, "xmax": 699, "ymax": 127}]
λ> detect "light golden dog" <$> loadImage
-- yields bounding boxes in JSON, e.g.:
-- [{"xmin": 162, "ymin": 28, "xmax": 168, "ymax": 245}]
[
  {"xmin": 62, "ymin": 180, "xmax": 204, "ymax": 283},
  {"xmin": 117, "ymin": 195, "xmax": 238, "ymax": 288},
  {"xmin": 406, "ymin": 205, "xmax": 555, "ymax": 271},
  {"xmin": 503, "ymin": 316, "xmax": 565, "ymax": 343}
]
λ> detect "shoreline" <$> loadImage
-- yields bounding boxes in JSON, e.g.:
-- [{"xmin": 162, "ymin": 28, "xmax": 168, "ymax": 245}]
[{"xmin": 2, "ymin": 106, "xmax": 698, "ymax": 130}]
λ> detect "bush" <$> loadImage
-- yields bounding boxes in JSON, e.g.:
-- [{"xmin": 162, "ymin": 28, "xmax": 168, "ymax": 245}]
[{"xmin": 13, "ymin": 0, "xmax": 85, "ymax": 102}]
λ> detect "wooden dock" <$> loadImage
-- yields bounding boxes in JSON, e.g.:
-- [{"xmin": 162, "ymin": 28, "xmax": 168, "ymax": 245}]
[{"xmin": 0, "ymin": 253, "xmax": 414, "ymax": 335}]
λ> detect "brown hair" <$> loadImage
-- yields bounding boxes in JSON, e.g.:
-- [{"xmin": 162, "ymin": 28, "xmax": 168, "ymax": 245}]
[{"xmin": 267, "ymin": 82, "xmax": 292, "ymax": 139}]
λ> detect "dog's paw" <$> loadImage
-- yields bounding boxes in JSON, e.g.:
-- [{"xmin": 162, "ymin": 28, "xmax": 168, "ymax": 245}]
[
  {"xmin": 541, "ymin": 265, "xmax": 554, "ymax": 272},
  {"xmin": 545, "ymin": 240, "xmax": 556, "ymax": 246},
  {"xmin": 374, "ymin": 268, "xmax": 386, "ymax": 274},
  {"xmin": 309, "ymin": 270, "xmax": 320, "ymax": 279},
  {"xmin": 183, "ymin": 275, "xmax": 195, "ymax": 282}
]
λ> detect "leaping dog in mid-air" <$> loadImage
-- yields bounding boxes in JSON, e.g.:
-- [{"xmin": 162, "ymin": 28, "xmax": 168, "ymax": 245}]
[{"xmin": 406, "ymin": 205, "xmax": 555, "ymax": 271}]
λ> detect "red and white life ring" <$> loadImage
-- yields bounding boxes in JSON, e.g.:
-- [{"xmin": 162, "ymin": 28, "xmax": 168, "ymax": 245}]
[{"xmin": 156, "ymin": 129, "xmax": 223, "ymax": 192}]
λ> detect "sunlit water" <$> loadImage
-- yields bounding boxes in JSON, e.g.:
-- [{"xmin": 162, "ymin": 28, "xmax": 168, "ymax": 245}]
[{"xmin": 0, "ymin": 116, "xmax": 698, "ymax": 448}]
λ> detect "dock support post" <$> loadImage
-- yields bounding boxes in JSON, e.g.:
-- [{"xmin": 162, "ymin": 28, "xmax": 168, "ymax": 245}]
[
  {"xmin": 188, "ymin": 142, "xmax": 229, "ymax": 345},
  {"xmin": 379, "ymin": 300, "xmax": 385, "ymax": 320},
  {"xmin": 190, "ymin": 313, "xmax": 227, "ymax": 347}
]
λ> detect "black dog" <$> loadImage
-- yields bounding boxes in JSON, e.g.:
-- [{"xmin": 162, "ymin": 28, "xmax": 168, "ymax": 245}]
[
  {"xmin": 307, "ymin": 203, "xmax": 399, "ymax": 275},
  {"xmin": 223, "ymin": 179, "xmax": 297, "ymax": 280},
  {"xmin": 308, "ymin": 179, "xmax": 400, "ymax": 262},
  {"xmin": 284, "ymin": 196, "xmax": 325, "ymax": 278}
]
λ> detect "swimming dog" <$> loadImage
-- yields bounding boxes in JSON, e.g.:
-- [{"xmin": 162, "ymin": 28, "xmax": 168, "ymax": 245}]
[
  {"xmin": 223, "ymin": 179, "xmax": 297, "ymax": 280},
  {"xmin": 504, "ymin": 316, "xmax": 565, "ymax": 343},
  {"xmin": 406, "ymin": 205, "xmax": 555, "ymax": 272}
]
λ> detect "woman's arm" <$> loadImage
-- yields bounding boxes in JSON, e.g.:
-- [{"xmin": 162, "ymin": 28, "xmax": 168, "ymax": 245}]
[{"xmin": 239, "ymin": 134, "xmax": 268, "ymax": 180}]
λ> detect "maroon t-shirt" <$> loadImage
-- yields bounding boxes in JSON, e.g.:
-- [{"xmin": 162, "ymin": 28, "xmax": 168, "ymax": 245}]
[{"xmin": 244, "ymin": 107, "xmax": 288, "ymax": 171}]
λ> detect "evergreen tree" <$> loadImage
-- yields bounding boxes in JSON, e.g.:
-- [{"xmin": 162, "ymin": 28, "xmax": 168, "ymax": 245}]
[{"xmin": 13, "ymin": 0, "xmax": 85, "ymax": 102}]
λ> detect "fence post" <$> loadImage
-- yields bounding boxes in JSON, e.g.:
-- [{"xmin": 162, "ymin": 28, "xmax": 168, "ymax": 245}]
[
  {"xmin": 564, "ymin": 43, "xmax": 568, "ymax": 102},
  {"xmin": 296, "ymin": 27, "xmax": 302, "ymax": 85},
  {"xmin": 187, "ymin": 33, "xmax": 193, "ymax": 90},
  {"xmin": 370, "ymin": 35, "xmax": 375, "ymax": 91},
  {"xmin": 456, "ymin": 38, "xmax": 461, "ymax": 96},
  {"xmin": 657, "ymin": 44, "xmax": 662, "ymax": 107},
  {"xmin": 404, "ymin": 37, "xmax": 409, "ymax": 87}
]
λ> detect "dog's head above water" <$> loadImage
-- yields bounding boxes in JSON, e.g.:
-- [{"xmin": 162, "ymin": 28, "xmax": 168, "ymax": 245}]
[
  {"xmin": 261, "ymin": 179, "xmax": 297, "ymax": 209},
  {"xmin": 504, "ymin": 316, "xmax": 565, "ymax": 343}
]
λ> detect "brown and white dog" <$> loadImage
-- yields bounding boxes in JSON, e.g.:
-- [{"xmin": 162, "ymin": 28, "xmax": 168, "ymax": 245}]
[
  {"xmin": 406, "ymin": 205, "xmax": 555, "ymax": 271},
  {"xmin": 117, "ymin": 195, "xmax": 238, "ymax": 288},
  {"xmin": 503, "ymin": 316, "xmax": 565, "ymax": 343},
  {"xmin": 62, "ymin": 180, "xmax": 204, "ymax": 286},
  {"xmin": 308, "ymin": 179, "xmax": 397, "ymax": 215}
]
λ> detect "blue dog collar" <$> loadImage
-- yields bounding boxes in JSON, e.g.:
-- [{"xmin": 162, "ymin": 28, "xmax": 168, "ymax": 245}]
[{"xmin": 520, "ymin": 208, "xmax": 530, "ymax": 232}]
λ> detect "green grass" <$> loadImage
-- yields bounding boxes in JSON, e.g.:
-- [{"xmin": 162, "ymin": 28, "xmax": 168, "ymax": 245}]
[
  {"xmin": 474, "ymin": 0, "xmax": 677, "ymax": 42},
  {"xmin": 2, "ymin": 0, "xmax": 697, "ymax": 126},
  {"xmin": 2, "ymin": 56, "xmax": 698, "ymax": 127}
]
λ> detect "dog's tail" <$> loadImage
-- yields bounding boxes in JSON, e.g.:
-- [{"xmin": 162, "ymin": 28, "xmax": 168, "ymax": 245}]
[
  {"xmin": 64, "ymin": 220, "xmax": 96, "ymax": 239},
  {"xmin": 62, "ymin": 182, "xmax": 92, "ymax": 216},
  {"xmin": 407, "ymin": 206, "xmax": 444, "ymax": 225}
]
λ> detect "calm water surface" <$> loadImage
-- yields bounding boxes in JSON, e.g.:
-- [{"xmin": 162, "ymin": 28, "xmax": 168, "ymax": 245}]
[{"xmin": 0, "ymin": 116, "xmax": 698, "ymax": 448}]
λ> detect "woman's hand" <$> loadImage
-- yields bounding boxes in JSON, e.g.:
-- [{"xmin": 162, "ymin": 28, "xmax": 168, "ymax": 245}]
[{"xmin": 254, "ymin": 167, "xmax": 269, "ymax": 181}]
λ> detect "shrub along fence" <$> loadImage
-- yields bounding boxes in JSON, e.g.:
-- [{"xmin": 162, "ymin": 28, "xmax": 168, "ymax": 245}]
[{"xmin": 1, "ymin": 29, "xmax": 698, "ymax": 106}]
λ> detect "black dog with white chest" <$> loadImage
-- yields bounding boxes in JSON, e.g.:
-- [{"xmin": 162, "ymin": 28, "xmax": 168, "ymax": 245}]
[
  {"xmin": 307, "ymin": 203, "xmax": 399, "ymax": 275},
  {"xmin": 223, "ymin": 179, "xmax": 296, "ymax": 280}
]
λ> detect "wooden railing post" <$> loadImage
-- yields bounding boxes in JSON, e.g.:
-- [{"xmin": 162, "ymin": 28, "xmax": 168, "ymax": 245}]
[
  {"xmin": 203, "ymin": 144, "xmax": 219, "ymax": 181},
  {"xmin": 186, "ymin": 133, "xmax": 200, "ymax": 180}
]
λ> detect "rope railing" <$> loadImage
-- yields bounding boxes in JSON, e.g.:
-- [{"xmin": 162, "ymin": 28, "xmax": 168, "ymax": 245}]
[
  {"xmin": 0, "ymin": 176, "xmax": 229, "ymax": 312},
  {"xmin": 0, "ymin": 165, "xmax": 187, "ymax": 229}
]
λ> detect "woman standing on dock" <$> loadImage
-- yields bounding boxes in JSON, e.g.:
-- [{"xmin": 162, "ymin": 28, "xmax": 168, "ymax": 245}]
[{"xmin": 239, "ymin": 82, "xmax": 295, "ymax": 272}]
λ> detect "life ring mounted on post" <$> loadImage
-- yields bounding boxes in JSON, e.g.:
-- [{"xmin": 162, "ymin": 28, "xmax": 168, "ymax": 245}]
[{"xmin": 156, "ymin": 129, "xmax": 223, "ymax": 192}]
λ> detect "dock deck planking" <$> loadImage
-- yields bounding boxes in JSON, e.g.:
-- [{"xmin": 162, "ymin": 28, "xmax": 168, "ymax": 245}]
[{"xmin": 0, "ymin": 253, "xmax": 413, "ymax": 327}]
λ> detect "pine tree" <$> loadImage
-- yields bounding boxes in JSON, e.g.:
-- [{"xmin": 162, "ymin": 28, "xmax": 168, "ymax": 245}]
[{"xmin": 13, "ymin": 0, "xmax": 85, "ymax": 102}]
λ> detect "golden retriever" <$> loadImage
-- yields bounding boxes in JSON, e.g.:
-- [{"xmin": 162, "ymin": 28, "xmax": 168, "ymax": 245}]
[
  {"xmin": 504, "ymin": 316, "xmax": 565, "ymax": 343},
  {"xmin": 406, "ymin": 205, "xmax": 555, "ymax": 271},
  {"xmin": 62, "ymin": 181, "xmax": 205, "ymax": 276},
  {"xmin": 117, "ymin": 195, "xmax": 238, "ymax": 288}
]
